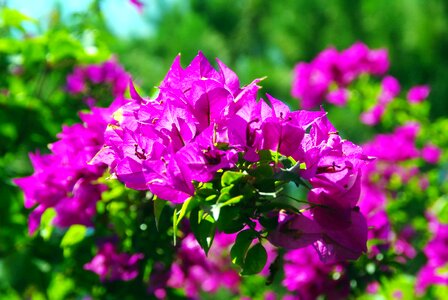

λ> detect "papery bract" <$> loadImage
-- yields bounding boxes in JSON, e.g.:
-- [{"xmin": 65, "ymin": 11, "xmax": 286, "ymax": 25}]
[{"xmin": 282, "ymin": 246, "xmax": 349, "ymax": 300}]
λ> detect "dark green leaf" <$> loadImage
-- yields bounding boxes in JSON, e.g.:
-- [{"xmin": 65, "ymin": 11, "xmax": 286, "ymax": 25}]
[
  {"xmin": 217, "ymin": 206, "xmax": 244, "ymax": 234},
  {"xmin": 253, "ymin": 163, "xmax": 274, "ymax": 178},
  {"xmin": 241, "ymin": 243, "xmax": 267, "ymax": 275},
  {"xmin": 190, "ymin": 208, "xmax": 216, "ymax": 255},
  {"xmin": 258, "ymin": 215, "xmax": 278, "ymax": 231},
  {"xmin": 153, "ymin": 197, "xmax": 167, "ymax": 231},
  {"xmin": 258, "ymin": 150, "xmax": 273, "ymax": 162},
  {"xmin": 176, "ymin": 196, "xmax": 199, "ymax": 227},
  {"xmin": 255, "ymin": 177, "xmax": 276, "ymax": 193},
  {"xmin": 230, "ymin": 229, "xmax": 256, "ymax": 266}
]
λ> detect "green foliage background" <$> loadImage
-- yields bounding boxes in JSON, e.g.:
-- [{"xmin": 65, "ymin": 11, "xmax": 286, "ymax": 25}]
[{"xmin": 1, "ymin": 0, "xmax": 448, "ymax": 298}]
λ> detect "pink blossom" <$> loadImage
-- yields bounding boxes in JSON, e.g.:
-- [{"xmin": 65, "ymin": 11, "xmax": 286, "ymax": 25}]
[
  {"xmin": 281, "ymin": 246, "xmax": 349, "ymax": 299},
  {"xmin": 327, "ymin": 88, "xmax": 348, "ymax": 106},
  {"xmin": 166, "ymin": 233, "xmax": 240, "ymax": 298},
  {"xmin": 291, "ymin": 42, "xmax": 390, "ymax": 108},
  {"xmin": 379, "ymin": 75, "xmax": 400, "ymax": 104},
  {"xmin": 422, "ymin": 144, "xmax": 442, "ymax": 164},
  {"xmin": 416, "ymin": 216, "xmax": 448, "ymax": 294},
  {"xmin": 407, "ymin": 85, "xmax": 430, "ymax": 103},
  {"xmin": 84, "ymin": 242, "xmax": 143, "ymax": 281}
]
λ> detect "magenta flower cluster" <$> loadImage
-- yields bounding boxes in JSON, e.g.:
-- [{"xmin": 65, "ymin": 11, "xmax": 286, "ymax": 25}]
[
  {"xmin": 84, "ymin": 241, "xmax": 144, "ymax": 281},
  {"xmin": 163, "ymin": 233, "xmax": 240, "ymax": 298},
  {"xmin": 93, "ymin": 52, "xmax": 370, "ymax": 263},
  {"xmin": 291, "ymin": 42, "xmax": 389, "ymax": 109},
  {"xmin": 150, "ymin": 230, "xmax": 277, "ymax": 299},
  {"xmin": 282, "ymin": 247, "xmax": 349, "ymax": 300},
  {"xmin": 359, "ymin": 123, "xmax": 422, "ymax": 257},
  {"xmin": 14, "ymin": 55, "xmax": 138, "ymax": 235},
  {"xmin": 289, "ymin": 42, "xmax": 446, "ymax": 297},
  {"xmin": 268, "ymin": 119, "xmax": 370, "ymax": 262},
  {"xmin": 360, "ymin": 122, "xmax": 442, "ymax": 261},
  {"xmin": 13, "ymin": 98, "xmax": 125, "ymax": 234},
  {"xmin": 66, "ymin": 58, "xmax": 129, "ymax": 106},
  {"xmin": 416, "ymin": 215, "xmax": 448, "ymax": 294},
  {"xmin": 291, "ymin": 42, "xmax": 431, "ymax": 126}
]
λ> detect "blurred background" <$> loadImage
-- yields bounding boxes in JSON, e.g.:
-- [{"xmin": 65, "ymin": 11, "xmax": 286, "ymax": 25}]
[
  {"xmin": 1, "ymin": 0, "xmax": 448, "ymax": 298},
  {"xmin": 8, "ymin": 0, "xmax": 448, "ymax": 114}
]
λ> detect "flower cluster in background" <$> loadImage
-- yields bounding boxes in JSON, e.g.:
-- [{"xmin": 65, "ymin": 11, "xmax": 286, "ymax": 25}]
[
  {"xmin": 84, "ymin": 241, "xmax": 144, "ymax": 281},
  {"xmin": 416, "ymin": 215, "xmax": 448, "ymax": 294},
  {"xmin": 13, "ymin": 97, "xmax": 125, "ymax": 234},
  {"xmin": 282, "ymin": 247, "xmax": 349, "ymax": 300},
  {"xmin": 291, "ymin": 42, "xmax": 431, "ymax": 127},
  {"xmin": 291, "ymin": 42, "xmax": 389, "ymax": 109},
  {"xmin": 66, "ymin": 58, "xmax": 130, "ymax": 107},
  {"xmin": 290, "ymin": 42, "xmax": 447, "ymax": 298}
]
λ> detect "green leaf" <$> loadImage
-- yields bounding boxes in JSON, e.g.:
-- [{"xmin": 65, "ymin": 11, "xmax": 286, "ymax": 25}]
[
  {"xmin": 230, "ymin": 229, "xmax": 256, "ymax": 266},
  {"xmin": 221, "ymin": 171, "xmax": 245, "ymax": 187},
  {"xmin": 278, "ymin": 155, "xmax": 297, "ymax": 169},
  {"xmin": 220, "ymin": 195, "xmax": 244, "ymax": 207},
  {"xmin": 176, "ymin": 196, "xmax": 198, "ymax": 227},
  {"xmin": 196, "ymin": 186, "xmax": 217, "ymax": 198},
  {"xmin": 47, "ymin": 30, "xmax": 84, "ymax": 63},
  {"xmin": 153, "ymin": 197, "xmax": 166, "ymax": 231},
  {"xmin": 172, "ymin": 208, "xmax": 178, "ymax": 246},
  {"xmin": 241, "ymin": 243, "xmax": 267, "ymax": 275},
  {"xmin": 255, "ymin": 177, "xmax": 276, "ymax": 193},
  {"xmin": 274, "ymin": 170, "xmax": 302, "ymax": 186},
  {"xmin": 258, "ymin": 150, "xmax": 273, "ymax": 162},
  {"xmin": 60, "ymin": 225, "xmax": 87, "ymax": 248},
  {"xmin": 253, "ymin": 163, "xmax": 274, "ymax": 178},
  {"xmin": 217, "ymin": 206, "xmax": 244, "ymax": 234},
  {"xmin": 190, "ymin": 208, "xmax": 216, "ymax": 255},
  {"xmin": 258, "ymin": 215, "xmax": 278, "ymax": 231},
  {"xmin": 0, "ymin": 8, "xmax": 36, "ymax": 29},
  {"xmin": 39, "ymin": 208, "xmax": 56, "ymax": 240},
  {"xmin": 217, "ymin": 185, "xmax": 235, "ymax": 203}
]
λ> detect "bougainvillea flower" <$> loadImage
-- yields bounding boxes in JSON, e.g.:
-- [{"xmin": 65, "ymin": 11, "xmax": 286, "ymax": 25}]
[
  {"xmin": 291, "ymin": 42, "xmax": 390, "ymax": 108},
  {"xmin": 84, "ymin": 242, "xmax": 143, "ymax": 281},
  {"xmin": 66, "ymin": 58, "xmax": 130, "ymax": 105},
  {"xmin": 421, "ymin": 144, "xmax": 442, "ymax": 164},
  {"xmin": 407, "ymin": 85, "xmax": 430, "ymax": 103},
  {"xmin": 416, "ymin": 215, "xmax": 448, "ymax": 294},
  {"xmin": 66, "ymin": 67, "xmax": 86, "ymax": 94},
  {"xmin": 360, "ymin": 104, "xmax": 385, "ymax": 126},
  {"xmin": 378, "ymin": 75, "xmax": 400, "ymax": 104},
  {"xmin": 269, "ymin": 210, "xmax": 367, "ymax": 263},
  {"xmin": 362, "ymin": 123, "xmax": 420, "ymax": 162},
  {"xmin": 291, "ymin": 62, "xmax": 332, "ymax": 109},
  {"xmin": 268, "ymin": 212, "xmax": 323, "ymax": 250},
  {"xmin": 164, "ymin": 233, "xmax": 240, "ymax": 298},
  {"xmin": 313, "ymin": 210, "xmax": 368, "ymax": 263},
  {"xmin": 14, "ymin": 95, "xmax": 126, "ymax": 234},
  {"xmin": 327, "ymin": 88, "xmax": 348, "ymax": 106},
  {"xmin": 282, "ymin": 246, "xmax": 349, "ymax": 300},
  {"xmin": 94, "ymin": 53, "xmax": 273, "ymax": 203}
]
